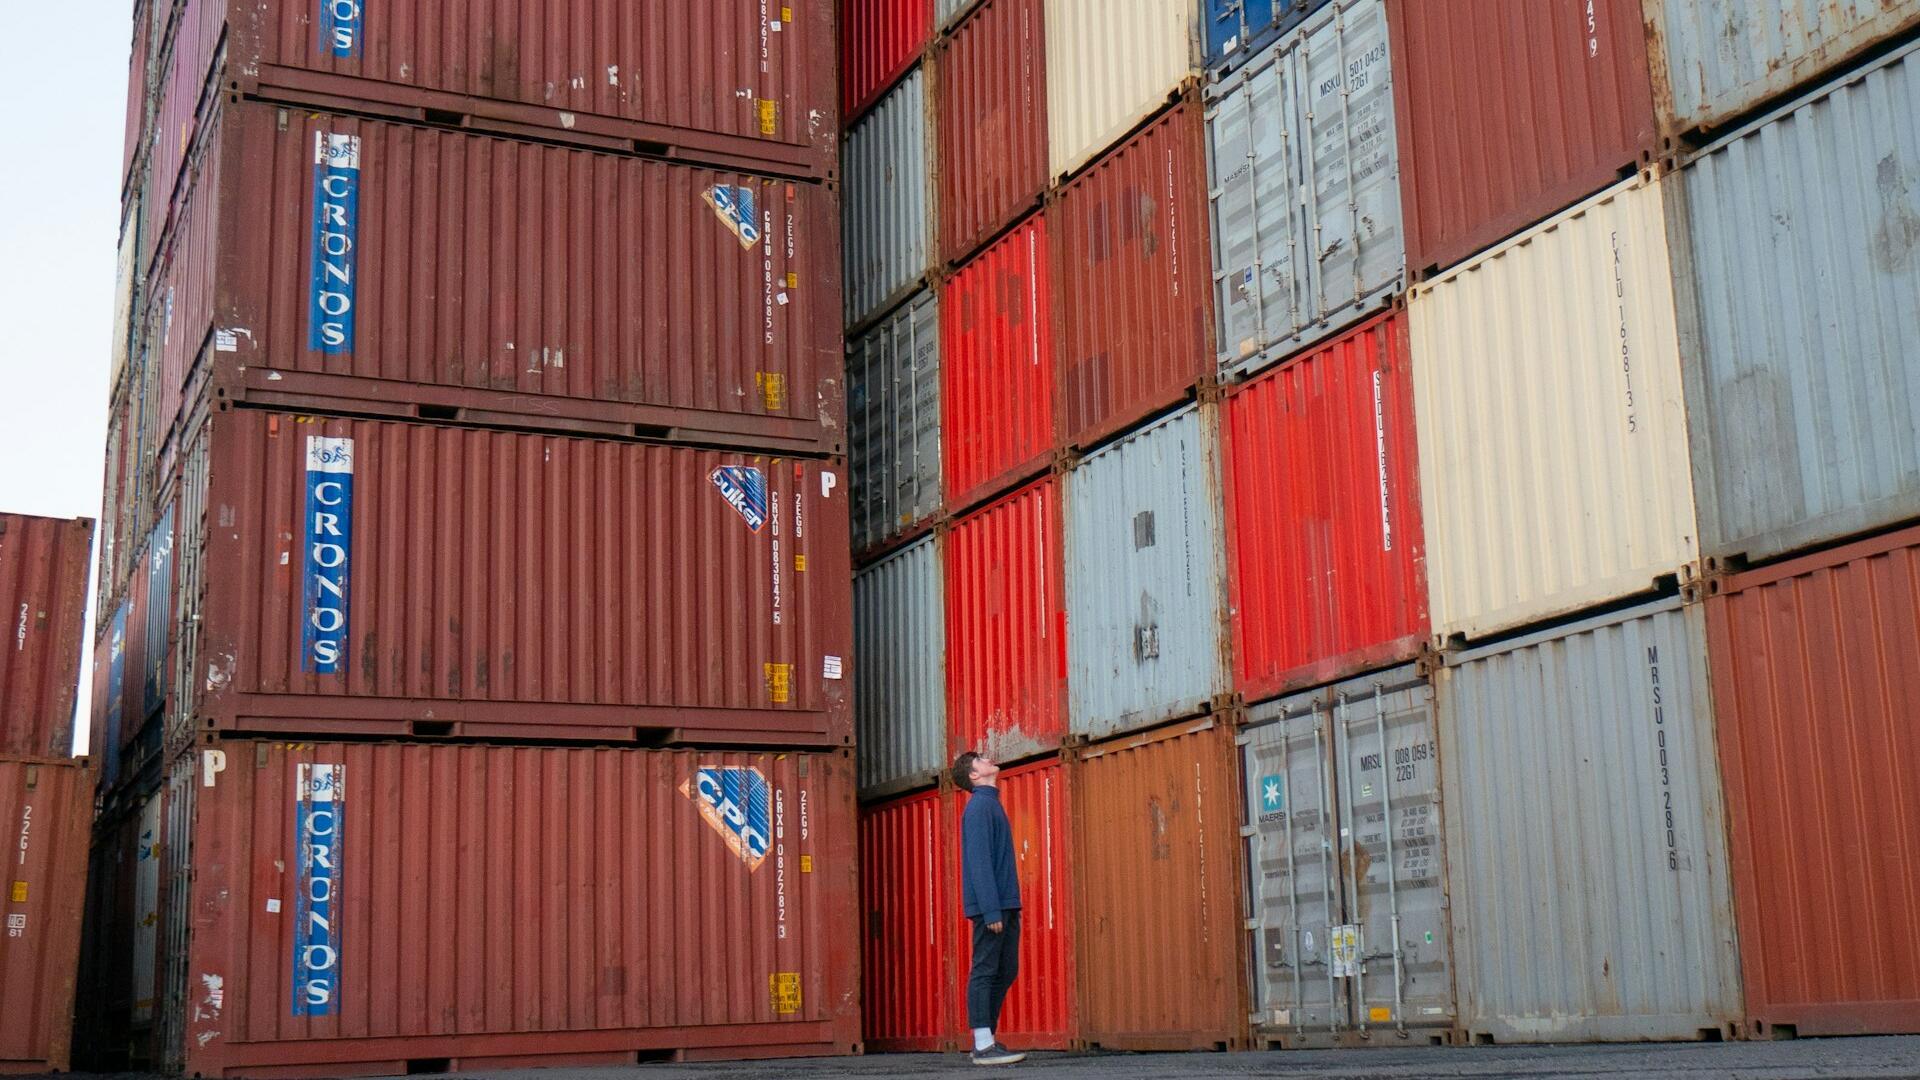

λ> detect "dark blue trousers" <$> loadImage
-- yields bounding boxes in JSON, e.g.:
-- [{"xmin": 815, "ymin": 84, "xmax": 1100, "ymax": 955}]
[{"xmin": 966, "ymin": 909, "xmax": 1022, "ymax": 1031}]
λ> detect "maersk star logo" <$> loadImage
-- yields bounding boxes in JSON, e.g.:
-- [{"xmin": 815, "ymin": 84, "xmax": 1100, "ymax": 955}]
[{"xmin": 1262, "ymin": 775, "xmax": 1284, "ymax": 813}]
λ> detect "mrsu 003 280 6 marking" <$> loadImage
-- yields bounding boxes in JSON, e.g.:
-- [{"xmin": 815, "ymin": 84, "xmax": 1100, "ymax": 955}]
[
  {"xmin": 302, "ymin": 437, "xmax": 355, "ymax": 675},
  {"xmin": 308, "ymin": 133, "xmax": 361, "ymax": 355},
  {"xmin": 292, "ymin": 763, "xmax": 343, "ymax": 1016}
]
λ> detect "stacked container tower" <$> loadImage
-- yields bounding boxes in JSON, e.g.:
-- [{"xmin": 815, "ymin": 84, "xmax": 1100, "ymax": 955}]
[
  {"xmin": 85, "ymin": 2, "xmax": 862, "ymax": 1074},
  {"xmin": 851, "ymin": 0, "xmax": 1920, "ymax": 1056}
]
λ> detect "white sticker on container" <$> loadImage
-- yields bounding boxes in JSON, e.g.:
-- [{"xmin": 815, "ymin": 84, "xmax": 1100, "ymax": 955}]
[
  {"xmin": 820, "ymin": 472, "xmax": 838, "ymax": 499},
  {"xmin": 823, "ymin": 655, "xmax": 843, "ymax": 680},
  {"xmin": 265, "ymin": 898, "xmax": 281, "ymax": 914},
  {"xmin": 771, "ymin": 20, "xmax": 782, "ymax": 31},
  {"xmin": 215, "ymin": 329, "xmax": 239, "ymax": 352},
  {"xmin": 776, "ymin": 292, "xmax": 790, "ymax": 305}
]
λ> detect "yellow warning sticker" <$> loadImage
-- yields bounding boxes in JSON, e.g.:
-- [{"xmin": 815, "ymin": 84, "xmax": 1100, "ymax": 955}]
[
  {"xmin": 1369, "ymin": 1006, "xmax": 1393, "ymax": 1023},
  {"xmin": 770, "ymin": 972, "xmax": 803, "ymax": 1014},
  {"xmin": 783, "ymin": 6, "xmax": 793, "ymax": 22},
  {"xmin": 786, "ymin": 271, "xmax": 799, "ymax": 289},
  {"xmin": 765, "ymin": 663, "xmax": 794, "ymax": 704},
  {"xmin": 800, "ymin": 855, "xmax": 813, "ymax": 873},
  {"xmin": 794, "ymin": 554, "xmax": 808, "ymax": 572},
  {"xmin": 758, "ymin": 99, "xmax": 779, "ymax": 135},
  {"xmin": 9, "ymin": 881, "xmax": 26, "ymax": 903},
  {"xmin": 756, "ymin": 372, "xmax": 789, "ymax": 411}
]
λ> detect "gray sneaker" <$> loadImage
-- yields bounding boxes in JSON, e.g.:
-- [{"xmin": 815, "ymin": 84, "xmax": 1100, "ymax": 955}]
[{"xmin": 971, "ymin": 1042, "xmax": 1026, "ymax": 1065}]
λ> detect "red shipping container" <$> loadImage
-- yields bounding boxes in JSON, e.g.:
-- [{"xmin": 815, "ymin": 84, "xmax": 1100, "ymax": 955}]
[
  {"xmin": 121, "ymin": 0, "xmax": 153, "ymax": 189},
  {"xmin": 0, "ymin": 515, "xmax": 94, "ymax": 758},
  {"xmin": 935, "ymin": 0, "xmax": 1047, "ymax": 265},
  {"xmin": 162, "ymin": 742, "xmax": 858, "ymax": 1076},
  {"xmin": 1052, "ymin": 98, "xmax": 1214, "ymax": 450},
  {"xmin": 153, "ymin": 100, "xmax": 843, "ymax": 456},
  {"xmin": 1390, "ymin": 0, "xmax": 1658, "ymax": 277},
  {"xmin": 0, "ymin": 758, "xmax": 94, "ymax": 1075},
  {"xmin": 843, "ymin": 0, "xmax": 932, "ymax": 120},
  {"xmin": 954, "ymin": 757, "xmax": 1075, "ymax": 1048},
  {"xmin": 186, "ymin": 409, "xmax": 851, "ymax": 747},
  {"xmin": 859, "ymin": 788, "xmax": 958, "ymax": 1052},
  {"xmin": 1705, "ymin": 525, "xmax": 1920, "ymax": 1037},
  {"xmin": 941, "ymin": 214, "xmax": 1056, "ymax": 510},
  {"xmin": 1223, "ymin": 312, "xmax": 1429, "ymax": 701},
  {"xmin": 945, "ymin": 478, "xmax": 1067, "ymax": 762}
]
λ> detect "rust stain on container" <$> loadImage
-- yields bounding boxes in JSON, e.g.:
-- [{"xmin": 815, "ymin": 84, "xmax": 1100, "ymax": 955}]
[
  {"xmin": 0, "ymin": 757, "xmax": 94, "ymax": 1074},
  {"xmin": 191, "ymin": 410, "xmax": 851, "ymax": 746},
  {"xmin": 166, "ymin": 742, "xmax": 858, "ymax": 1076},
  {"xmin": 0, "ymin": 515, "xmax": 93, "ymax": 758},
  {"xmin": 860, "ymin": 788, "xmax": 958, "ymax": 1052},
  {"xmin": 1706, "ymin": 525, "xmax": 1920, "ymax": 1037},
  {"xmin": 1071, "ymin": 719, "xmax": 1244, "ymax": 1050},
  {"xmin": 936, "ymin": 0, "xmax": 1049, "ymax": 265}
]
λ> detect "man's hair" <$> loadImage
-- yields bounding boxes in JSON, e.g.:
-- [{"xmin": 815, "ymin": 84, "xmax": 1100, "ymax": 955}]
[{"xmin": 951, "ymin": 751, "xmax": 981, "ymax": 793}]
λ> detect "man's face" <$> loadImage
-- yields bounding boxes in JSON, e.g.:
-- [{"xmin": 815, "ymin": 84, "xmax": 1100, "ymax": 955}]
[{"xmin": 970, "ymin": 755, "xmax": 1000, "ymax": 786}]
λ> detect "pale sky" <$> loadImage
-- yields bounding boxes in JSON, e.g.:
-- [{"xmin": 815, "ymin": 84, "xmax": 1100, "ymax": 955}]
[{"xmin": 0, "ymin": 2, "xmax": 128, "ymax": 751}]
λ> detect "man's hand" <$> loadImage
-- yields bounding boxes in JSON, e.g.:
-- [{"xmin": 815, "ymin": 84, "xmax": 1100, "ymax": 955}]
[{"xmin": 988, "ymin": 921, "xmax": 1004, "ymax": 934}]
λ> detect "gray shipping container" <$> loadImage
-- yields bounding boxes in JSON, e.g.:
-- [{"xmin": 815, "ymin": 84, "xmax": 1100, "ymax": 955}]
[
  {"xmin": 938, "ymin": 0, "xmax": 985, "ymax": 30},
  {"xmin": 844, "ymin": 65, "xmax": 934, "ymax": 329},
  {"xmin": 1205, "ymin": 0, "xmax": 1403, "ymax": 379},
  {"xmin": 848, "ymin": 289, "xmax": 942, "ymax": 554},
  {"xmin": 1240, "ymin": 666, "xmax": 1454, "ymax": 1046},
  {"xmin": 1675, "ymin": 40, "xmax": 1920, "ymax": 566},
  {"xmin": 854, "ymin": 537, "xmax": 947, "ymax": 796},
  {"xmin": 1066, "ymin": 404, "xmax": 1226, "ymax": 740},
  {"xmin": 1437, "ymin": 598, "xmax": 1742, "ymax": 1044},
  {"xmin": 1646, "ymin": 0, "xmax": 1920, "ymax": 137}
]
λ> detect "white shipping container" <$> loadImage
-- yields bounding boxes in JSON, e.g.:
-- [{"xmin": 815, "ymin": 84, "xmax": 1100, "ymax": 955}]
[
  {"xmin": 848, "ymin": 289, "xmax": 941, "ymax": 554},
  {"xmin": 1437, "ymin": 598, "xmax": 1741, "ymax": 1043},
  {"xmin": 1045, "ymin": 0, "xmax": 1198, "ymax": 181},
  {"xmin": 1409, "ymin": 175, "xmax": 1697, "ymax": 643},
  {"xmin": 854, "ymin": 537, "xmax": 947, "ymax": 796},
  {"xmin": 844, "ymin": 67, "xmax": 934, "ymax": 328},
  {"xmin": 1066, "ymin": 405, "xmax": 1226, "ymax": 740}
]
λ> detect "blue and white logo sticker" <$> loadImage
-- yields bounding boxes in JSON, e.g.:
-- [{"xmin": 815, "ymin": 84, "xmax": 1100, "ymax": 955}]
[
  {"xmin": 711, "ymin": 465, "xmax": 769, "ymax": 532},
  {"xmin": 292, "ymin": 763, "xmax": 343, "ymax": 1016},
  {"xmin": 1258, "ymin": 774, "xmax": 1285, "ymax": 822},
  {"xmin": 319, "ymin": 0, "xmax": 363, "ymax": 58},
  {"xmin": 302, "ymin": 437, "xmax": 354, "ymax": 674},
  {"xmin": 682, "ymin": 767, "xmax": 773, "ymax": 871},
  {"xmin": 309, "ymin": 133, "xmax": 361, "ymax": 354},
  {"xmin": 702, "ymin": 184, "xmax": 762, "ymax": 249}
]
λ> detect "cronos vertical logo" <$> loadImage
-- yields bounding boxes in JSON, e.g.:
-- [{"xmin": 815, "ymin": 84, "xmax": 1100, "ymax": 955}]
[
  {"xmin": 319, "ymin": 0, "xmax": 363, "ymax": 58},
  {"xmin": 682, "ymin": 767, "xmax": 773, "ymax": 870},
  {"xmin": 309, "ymin": 133, "xmax": 361, "ymax": 354},
  {"xmin": 292, "ymin": 763, "xmax": 342, "ymax": 1016},
  {"xmin": 302, "ymin": 437, "xmax": 354, "ymax": 674}
]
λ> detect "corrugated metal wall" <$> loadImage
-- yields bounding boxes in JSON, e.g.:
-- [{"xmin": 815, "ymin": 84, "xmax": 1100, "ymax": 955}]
[
  {"xmin": 1200, "ymin": 0, "xmax": 1329, "ymax": 74},
  {"xmin": 1438, "ymin": 599, "xmax": 1741, "ymax": 1043},
  {"xmin": 1411, "ymin": 176, "xmax": 1698, "ymax": 643},
  {"xmin": 844, "ymin": 0, "xmax": 934, "ymax": 120},
  {"xmin": 845, "ymin": 68, "xmax": 934, "ymax": 328},
  {"xmin": 1675, "ymin": 41, "xmax": 1920, "ymax": 565},
  {"xmin": 854, "ymin": 539, "xmax": 948, "ymax": 796},
  {"xmin": 859, "ymin": 789, "xmax": 957, "ymax": 1051},
  {"xmin": 0, "ymin": 759, "xmax": 94, "ymax": 1074},
  {"xmin": 941, "ymin": 214, "xmax": 1056, "ymax": 509},
  {"xmin": 936, "ymin": 0, "xmax": 1048, "ymax": 264},
  {"xmin": 1066, "ymin": 406, "xmax": 1225, "ymax": 739},
  {"xmin": 1044, "ymin": 0, "xmax": 1197, "ymax": 181},
  {"xmin": 849, "ymin": 290, "xmax": 942, "ymax": 555},
  {"xmin": 0, "ymin": 515, "xmax": 94, "ymax": 758}
]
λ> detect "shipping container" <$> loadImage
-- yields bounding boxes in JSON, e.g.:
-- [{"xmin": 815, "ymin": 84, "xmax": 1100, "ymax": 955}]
[
  {"xmin": 941, "ymin": 213, "xmax": 1056, "ymax": 511},
  {"xmin": 0, "ymin": 757, "xmax": 94, "ymax": 1075},
  {"xmin": 155, "ymin": 741, "xmax": 858, "ymax": 1075},
  {"xmin": 939, "ymin": 0, "xmax": 986, "ymax": 31},
  {"xmin": 860, "ymin": 788, "xmax": 958, "ymax": 1052},
  {"xmin": 936, "ymin": 0, "xmax": 1048, "ymax": 265},
  {"xmin": 1645, "ymin": 0, "xmax": 1920, "ymax": 139},
  {"xmin": 1066, "ymin": 405, "xmax": 1226, "ymax": 739},
  {"xmin": 0, "ymin": 514, "xmax": 94, "ymax": 758},
  {"xmin": 1206, "ymin": 0, "xmax": 1403, "ymax": 379},
  {"xmin": 855, "ymin": 538, "xmax": 947, "ymax": 797},
  {"xmin": 844, "ymin": 0, "xmax": 934, "ymax": 121},
  {"xmin": 146, "ymin": 0, "xmax": 221, "ymax": 254},
  {"xmin": 1201, "ymin": 0, "xmax": 1329, "ymax": 75},
  {"xmin": 1410, "ymin": 175, "xmax": 1698, "ymax": 644},
  {"xmin": 1390, "ymin": 0, "xmax": 1658, "ymax": 277},
  {"xmin": 1223, "ymin": 312, "xmax": 1427, "ymax": 700},
  {"xmin": 1438, "ymin": 598, "xmax": 1741, "ymax": 1043},
  {"xmin": 120, "ymin": 0, "xmax": 153, "ymax": 189},
  {"xmin": 954, "ymin": 757, "xmax": 1076, "ymax": 1048},
  {"xmin": 1705, "ymin": 525, "xmax": 1920, "ymax": 1037},
  {"xmin": 180, "ymin": 409, "xmax": 850, "ymax": 746},
  {"xmin": 848, "ymin": 290, "xmax": 942, "ymax": 555},
  {"xmin": 1053, "ymin": 100, "xmax": 1214, "ymax": 450},
  {"xmin": 844, "ymin": 68, "xmax": 935, "ymax": 330},
  {"xmin": 152, "ymin": 99, "xmax": 845, "ymax": 455},
  {"xmin": 75, "ymin": 802, "xmax": 146, "ymax": 1071},
  {"xmin": 1071, "ymin": 718, "xmax": 1243, "ymax": 1050},
  {"xmin": 1674, "ymin": 41, "xmax": 1920, "ymax": 566},
  {"xmin": 1240, "ymin": 666, "xmax": 1453, "ymax": 1046},
  {"xmin": 1045, "ymin": 0, "xmax": 1199, "ymax": 181},
  {"xmin": 153, "ymin": 0, "xmax": 837, "ymax": 187},
  {"xmin": 945, "ymin": 478, "xmax": 1067, "ymax": 762}
]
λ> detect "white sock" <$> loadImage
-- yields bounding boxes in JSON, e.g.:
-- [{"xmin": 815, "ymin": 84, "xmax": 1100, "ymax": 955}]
[{"xmin": 973, "ymin": 1027, "xmax": 994, "ymax": 1051}]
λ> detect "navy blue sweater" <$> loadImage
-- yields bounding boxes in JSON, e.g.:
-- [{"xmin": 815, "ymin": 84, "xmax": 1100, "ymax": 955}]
[{"xmin": 960, "ymin": 787, "xmax": 1022, "ymax": 925}]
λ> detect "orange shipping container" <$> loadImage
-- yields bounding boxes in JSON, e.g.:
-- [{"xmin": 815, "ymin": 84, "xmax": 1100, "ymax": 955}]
[
  {"xmin": 0, "ymin": 515, "xmax": 94, "ymax": 758},
  {"xmin": 0, "ymin": 757, "xmax": 94, "ymax": 1075}
]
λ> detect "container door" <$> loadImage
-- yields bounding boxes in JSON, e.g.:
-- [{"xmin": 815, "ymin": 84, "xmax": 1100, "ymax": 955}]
[
  {"xmin": 131, "ymin": 794, "xmax": 162, "ymax": 1028},
  {"xmin": 1208, "ymin": 48, "xmax": 1309, "ymax": 377}
]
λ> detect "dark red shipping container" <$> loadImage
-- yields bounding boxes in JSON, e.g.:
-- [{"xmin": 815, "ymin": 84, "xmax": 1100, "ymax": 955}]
[
  {"xmin": 1389, "ymin": 0, "xmax": 1658, "ymax": 277},
  {"xmin": 150, "ymin": 100, "xmax": 843, "ymax": 456},
  {"xmin": 1223, "ymin": 312, "xmax": 1428, "ymax": 701},
  {"xmin": 935, "ymin": 0, "xmax": 1047, "ymax": 265},
  {"xmin": 945, "ymin": 478, "xmax": 1067, "ymax": 762},
  {"xmin": 859, "ymin": 788, "xmax": 958, "ymax": 1052},
  {"xmin": 941, "ymin": 214, "xmax": 1056, "ymax": 511},
  {"xmin": 121, "ymin": 0, "xmax": 154, "ymax": 189},
  {"xmin": 0, "ymin": 757, "xmax": 94, "ymax": 1075},
  {"xmin": 1705, "ymin": 525, "xmax": 1920, "ymax": 1037},
  {"xmin": 843, "ymin": 0, "xmax": 932, "ymax": 120},
  {"xmin": 954, "ymin": 757, "xmax": 1076, "ymax": 1048},
  {"xmin": 1052, "ymin": 98, "xmax": 1214, "ymax": 451},
  {"xmin": 162, "ymin": 742, "xmax": 858, "ymax": 1076},
  {"xmin": 184, "ymin": 409, "xmax": 851, "ymax": 747},
  {"xmin": 0, "ymin": 515, "xmax": 94, "ymax": 759}
]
